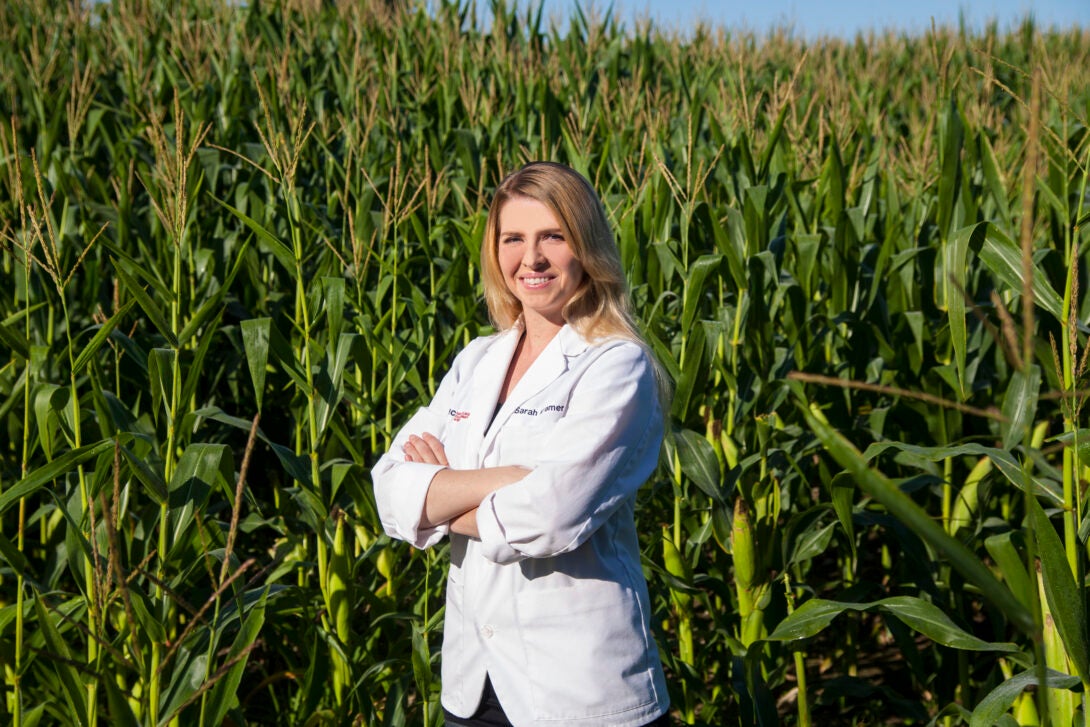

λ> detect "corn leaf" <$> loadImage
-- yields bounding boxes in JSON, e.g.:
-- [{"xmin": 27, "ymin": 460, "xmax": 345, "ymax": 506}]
[
  {"xmin": 800, "ymin": 399, "xmax": 1036, "ymax": 635},
  {"xmin": 241, "ymin": 317, "xmax": 271, "ymax": 412},
  {"xmin": 32, "ymin": 596, "xmax": 88, "ymax": 726},
  {"xmin": 970, "ymin": 668, "xmax": 1080, "ymax": 727},
  {"xmin": 945, "ymin": 221, "xmax": 988, "ymax": 400},
  {"xmin": 669, "ymin": 426, "xmax": 726, "ymax": 504},
  {"xmin": 978, "ymin": 224, "xmax": 1063, "ymax": 321},
  {"xmin": 167, "ymin": 443, "xmax": 233, "ymax": 560},
  {"xmin": 212, "ymin": 194, "xmax": 298, "ymax": 275},
  {"xmin": 984, "ymin": 531, "xmax": 1035, "ymax": 612},
  {"xmin": 0, "ymin": 438, "xmax": 117, "ymax": 515},
  {"xmin": 768, "ymin": 595, "xmax": 1019, "ymax": 653},
  {"xmin": 200, "ymin": 598, "xmax": 268, "ymax": 726},
  {"xmin": 113, "ymin": 258, "xmax": 178, "ymax": 347},
  {"xmin": 1001, "ymin": 365, "xmax": 1041, "ymax": 450},
  {"xmin": 72, "ymin": 299, "xmax": 137, "ymax": 374},
  {"xmin": 1028, "ymin": 495, "xmax": 1090, "ymax": 684}
]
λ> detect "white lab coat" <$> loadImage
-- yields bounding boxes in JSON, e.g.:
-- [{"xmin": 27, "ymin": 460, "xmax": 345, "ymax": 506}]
[{"xmin": 372, "ymin": 321, "xmax": 670, "ymax": 726}]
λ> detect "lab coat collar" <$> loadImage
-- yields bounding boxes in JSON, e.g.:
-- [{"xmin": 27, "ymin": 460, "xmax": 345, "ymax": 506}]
[
  {"xmin": 509, "ymin": 318, "xmax": 591, "ymax": 398},
  {"xmin": 476, "ymin": 319, "xmax": 589, "ymax": 458},
  {"xmin": 463, "ymin": 326, "xmax": 523, "ymax": 456}
]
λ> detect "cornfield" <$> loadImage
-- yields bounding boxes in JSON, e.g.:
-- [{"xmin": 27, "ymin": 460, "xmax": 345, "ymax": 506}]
[{"xmin": 1, "ymin": 0, "xmax": 1088, "ymax": 724}]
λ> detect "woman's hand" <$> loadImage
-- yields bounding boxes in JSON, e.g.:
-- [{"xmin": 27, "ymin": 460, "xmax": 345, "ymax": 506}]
[{"xmin": 403, "ymin": 433, "xmax": 448, "ymax": 466}]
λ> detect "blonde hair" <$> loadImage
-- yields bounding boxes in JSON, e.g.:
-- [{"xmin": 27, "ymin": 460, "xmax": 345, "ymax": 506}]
[
  {"xmin": 482, "ymin": 162, "xmax": 639, "ymax": 340},
  {"xmin": 480, "ymin": 162, "xmax": 672, "ymax": 408}
]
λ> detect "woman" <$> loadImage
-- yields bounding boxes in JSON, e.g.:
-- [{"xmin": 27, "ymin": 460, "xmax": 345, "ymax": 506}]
[{"xmin": 372, "ymin": 162, "xmax": 671, "ymax": 726}]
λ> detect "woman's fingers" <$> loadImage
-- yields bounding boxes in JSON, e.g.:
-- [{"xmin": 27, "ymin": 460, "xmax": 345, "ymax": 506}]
[
  {"xmin": 420, "ymin": 432, "xmax": 449, "ymax": 466},
  {"xmin": 404, "ymin": 433, "xmax": 448, "ymax": 466}
]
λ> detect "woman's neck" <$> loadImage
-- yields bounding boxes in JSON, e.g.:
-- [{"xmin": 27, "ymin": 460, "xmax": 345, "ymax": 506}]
[{"xmin": 520, "ymin": 316, "xmax": 563, "ymax": 359}]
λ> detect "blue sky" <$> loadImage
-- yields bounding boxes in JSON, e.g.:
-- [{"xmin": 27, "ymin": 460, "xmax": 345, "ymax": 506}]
[{"xmin": 487, "ymin": 0, "xmax": 1089, "ymax": 38}]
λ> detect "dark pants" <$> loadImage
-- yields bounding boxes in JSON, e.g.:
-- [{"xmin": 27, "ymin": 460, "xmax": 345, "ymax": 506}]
[{"xmin": 443, "ymin": 676, "xmax": 672, "ymax": 726}]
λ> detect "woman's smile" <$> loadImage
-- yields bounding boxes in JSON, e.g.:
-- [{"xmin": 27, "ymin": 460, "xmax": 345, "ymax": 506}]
[{"xmin": 519, "ymin": 275, "xmax": 555, "ymax": 288}]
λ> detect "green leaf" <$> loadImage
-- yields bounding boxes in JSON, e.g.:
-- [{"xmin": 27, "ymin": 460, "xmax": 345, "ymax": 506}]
[
  {"xmin": 148, "ymin": 348, "xmax": 176, "ymax": 423},
  {"xmin": 1035, "ymin": 174, "xmax": 1067, "ymax": 218},
  {"xmin": 176, "ymin": 241, "xmax": 249, "ymax": 346},
  {"xmin": 984, "ymin": 532, "xmax": 1035, "ymax": 611},
  {"xmin": 32, "ymin": 596, "xmax": 88, "ymax": 726},
  {"xmin": 970, "ymin": 668, "xmax": 1081, "ymax": 727},
  {"xmin": 1028, "ymin": 496, "xmax": 1090, "ymax": 683},
  {"xmin": 188, "ymin": 407, "xmax": 312, "ymax": 487},
  {"xmin": 713, "ymin": 207, "xmax": 748, "ymax": 291},
  {"xmin": 411, "ymin": 621, "xmax": 435, "ymax": 698},
  {"xmin": 670, "ymin": 427, "xmax": 725, "ymax": 503},
  {"xmin": 767, "ymin": 597, "xmax": 850, "ymax": 640},
  {"xmin": 877, "ymin": 596, "xmax": 1018, "ymax": 652},
  {"xmin": 945, "ymin": 222, "xmax": 988, "ymax": 400},
  {"xmin": 783, "ymin": 508, "xmax": 836, "ymax": 567},
  {"xmin": 103, "ymin": 674, "xmax": 140, "ymax": 727},
  {"xmin": 212, "ymin": 194, "xmax": 297, "ymax": 275},
  {"xmin": 72, "ymin": 299, "xmax": 137, "ymax": 374},
  {"xmin": 1001, "ymin": 365, "xmax": 1041, "ymax": 450},
  {"xmin": 0, "ymin": 317, "xmax": 30, "ymax": 360},
  {"xmin": 793, "ymin": 233, "xmax": 823, "ymax": 303},
  {"xmin": 20, "ymin": 704, "xmax": 45, "ymax": 727},
  {"xmin": 315, "ymin": 333, "xmax": 358, "ymax": 437},
  {"xmin": 168, "ymin": 443, "xmax": 233, "ymax": 559},
  {"xmin": 681, "ymin": 254, "xmax": 721, "ymax": 335},
  {"xmin": 33, "ymin": 383, "xmax": 69, "ymax": 459},
  {"xmin": 323, "ymin": 275, "xmax": 346, "ymax": 343},
  {"xmin": 829, "ymin": 472, "xmax": 857, "ymax": 561},
  {"xmin": 0, "ymin": 439, "xmax": 117, "ymax": 516},
  {"xmin": 863, "ymin": 441, "xmax": 1063, "ymax": 506},
  {"xmin": 118, "ymin": 442, "xmax": 168, "ymax": 505},
  {"xmin": 0, "ymin": 528, "xmax": 31, "ymax": 578},
  {"xmin": 800, "ymin": 399, "xmax": 1036, "ymax": 635},
  {"xmin": 179, "ymin": 306, "xmax": 226, "ymax": 416},
  {"xmin": 768, "ymin": 595, "xmax": 1019, "ymax": 653},
  {"xmin": 978, "ymin": 224, "xmax": 1063, "ymax": 322},
  {"xmin": 241, "ymin": 318, "xmax": 271, "ymax": 411},
  {"xmin": 978, "ymin": 133, "xmax": 1011, "ymax": 225},
  {"xmin": 670, "ymin": 320, "xmax": 707, "ymax": 421},
  {"xmin": 936, "ymin": 97, "xmax": 964, "ymax": 238},
  {"xmin": 201, "ymin": 598, "xmax": 268, "ymax": 726},
  {"xmin": 113, "ymin": 258, "xmax": 178, "ymax": 346},
  {"xmin": 128, "ymin": 588, "xmax": 166, "ymax": 643}
]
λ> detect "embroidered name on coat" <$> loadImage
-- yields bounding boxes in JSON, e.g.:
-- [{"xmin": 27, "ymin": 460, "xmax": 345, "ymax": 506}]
[
  {"xmin": 513, "ymin": 404, "xmax": 565, "ymax": 416},
  {"xmin": 449, "ymin": 409, "xmax": 470, "ymax": 421}
]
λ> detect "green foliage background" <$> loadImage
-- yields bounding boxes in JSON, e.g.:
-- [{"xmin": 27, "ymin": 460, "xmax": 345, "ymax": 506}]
[{"xmin": 1, "ymin": 0, "xmax": 1088, "ymax": 724}]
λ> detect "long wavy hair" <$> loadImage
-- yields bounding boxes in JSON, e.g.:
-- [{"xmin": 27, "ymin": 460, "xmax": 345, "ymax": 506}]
[{"xmin": 480, "ymin": 162, "xmax": 671, "ymax": 407}]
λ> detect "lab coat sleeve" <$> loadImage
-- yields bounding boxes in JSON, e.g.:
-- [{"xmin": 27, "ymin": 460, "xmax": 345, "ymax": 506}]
[
  {"xmin": 475, "ymin": 342, "xmax": 664, "ymax": 563},
  {"xmin": 370, "ymin": 351, "xmax": 463, "ymax": 549}
]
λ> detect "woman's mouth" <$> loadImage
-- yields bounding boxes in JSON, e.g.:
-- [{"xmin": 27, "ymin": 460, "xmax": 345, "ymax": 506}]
[{"xmin": 521, "ymin": 276, "xmax": 553, "ymax": 288}]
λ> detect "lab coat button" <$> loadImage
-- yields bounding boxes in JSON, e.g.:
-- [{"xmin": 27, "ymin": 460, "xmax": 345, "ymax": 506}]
[{"xmin": 480, "ymin": 625, "xmax": 494, "ymax": 639}]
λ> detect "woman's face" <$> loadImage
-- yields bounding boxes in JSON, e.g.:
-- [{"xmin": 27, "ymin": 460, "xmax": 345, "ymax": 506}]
[{"xmin": 496, "ymin": 196, "xmax": 585, "ymax": 328}]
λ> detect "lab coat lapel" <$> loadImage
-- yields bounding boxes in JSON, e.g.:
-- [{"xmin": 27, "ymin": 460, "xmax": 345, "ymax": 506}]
[
  {"xmin": 463, "ymin": 328, "xmax": 522, "ymax": 462},
  {"xmin": 481, "ymin": 324, "xmax": 588, "ymax": 453}
]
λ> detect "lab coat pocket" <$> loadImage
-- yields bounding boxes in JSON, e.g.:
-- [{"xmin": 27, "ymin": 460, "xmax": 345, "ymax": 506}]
[{"xmin": 516, "ymin": 581, "xmax": 658, "ymax": 720}]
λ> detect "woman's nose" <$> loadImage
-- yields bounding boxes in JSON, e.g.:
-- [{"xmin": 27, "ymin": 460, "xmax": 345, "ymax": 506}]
[{"xmin": 521, "ymin": 240, "xmax": 546, "ymax": 267}]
